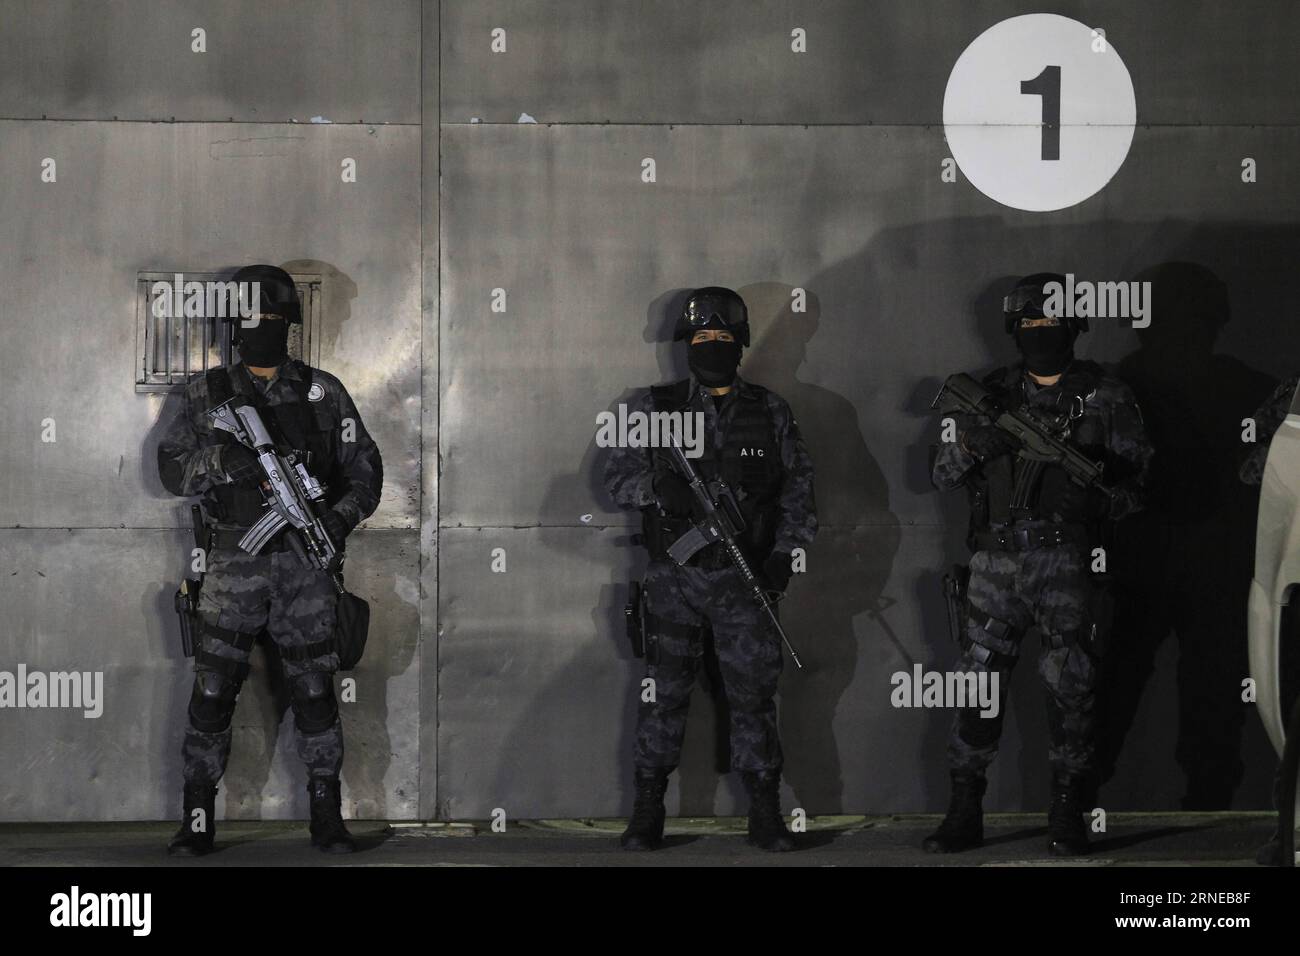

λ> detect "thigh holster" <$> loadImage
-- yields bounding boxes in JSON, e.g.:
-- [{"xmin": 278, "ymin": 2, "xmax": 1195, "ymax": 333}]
[
  {"xmin": 194, "ymin": 619, "xmax": 257, "ymax": 682},
  {"xmin": 643, "ymin": 611, "xmax": 702, "ymax": 670},
  {"xmin": 963, "ymin": 608, "xmax": 1022, "ymax": 667}
]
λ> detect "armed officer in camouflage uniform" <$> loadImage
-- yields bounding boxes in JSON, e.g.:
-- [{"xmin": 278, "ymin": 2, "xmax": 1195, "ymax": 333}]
[
  {"xmin": 1240, "ymin": 373, "xmax": 1300, "ymax": 865},
  {"xmin": 603, "ymin": 287, "xmax": 817, "ymax": 852},
  {"xmin": 928, "ymin": 273, "xmax": 1153, "ymax": 856},
  {"xmin": 157, "ymin": 264, "xmax": 383, "ymax": 855}
]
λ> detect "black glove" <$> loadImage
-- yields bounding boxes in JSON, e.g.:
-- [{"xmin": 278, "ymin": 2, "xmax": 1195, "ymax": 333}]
[
  {"xmin": 763, "ymin": 551, "xmax": 794, "ymax": 593},
  {"xmin": 652, "ymin": 471, "xmax": 695, "ymax": 517},
  {"xmin": 221, "ymin": 444, "xmax": 263, "ymax": 486},
  {"xmin": 321, "ymin": 510, "xmax": 350, "ymax": 547},
  {"xmin": 961, "ymin": 426, "xmax": 1017, "ymax": 463}
]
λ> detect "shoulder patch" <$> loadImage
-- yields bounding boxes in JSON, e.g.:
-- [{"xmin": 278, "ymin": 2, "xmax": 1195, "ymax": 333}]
[{"xmin": 307, "ymin": 382, "xmax": 326, "ymax": 403}]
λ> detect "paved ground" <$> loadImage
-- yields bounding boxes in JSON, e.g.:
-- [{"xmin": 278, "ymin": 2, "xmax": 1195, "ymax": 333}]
[{"xmin": 0, "ymin": 813, "xmax": 1288, "ymax": 866}]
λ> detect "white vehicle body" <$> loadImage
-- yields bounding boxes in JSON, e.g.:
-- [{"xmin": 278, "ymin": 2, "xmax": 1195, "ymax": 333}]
[{"xmin": 1248, "ymin": 380, "xmax": 1300, "ymax": 829}]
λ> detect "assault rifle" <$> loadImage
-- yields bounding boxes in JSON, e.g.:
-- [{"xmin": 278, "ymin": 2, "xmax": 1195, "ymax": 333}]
[
  {"xmin": 663, "ymin": 442, "xmax": 804, "ymax": 670},
  {"xmin": 207, "ymin": 397, "xmax": 343, "ymax": 591},
  {"xmin": 931, "ymin": 372, "xmax": 1116, "ymax": 499}
]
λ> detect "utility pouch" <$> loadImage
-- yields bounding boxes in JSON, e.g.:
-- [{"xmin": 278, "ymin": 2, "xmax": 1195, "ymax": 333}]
[
  {"xmin": 943, "ymin": 564, "xmax": 971, "ymax": 645},
  {"xmin": 624, "ymin": 580, "xmax": 645, "ymax": 659},
  {"xmin": 175, "ymin": 504, "xmax": 211, "ymax": 659},
  {"xmin": 334, "ymin": 585, "xmax": 371, "ymax": 672},
  {"xmin": 174, "ymin": 579, "xmax": 201, "ymax": 658}
]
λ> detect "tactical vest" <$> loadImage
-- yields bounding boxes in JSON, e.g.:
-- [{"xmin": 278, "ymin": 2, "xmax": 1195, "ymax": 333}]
[
  {"xmin": 967, "ymin": 360, "xmax": 1107, "ymax": 534},
  {"xmin": 202, "ymin": 362, "xmax": 338, "ymax": 527},
  {"xmin": 641, "ymin": 379, "xmax": 784, "ymax": 565}
]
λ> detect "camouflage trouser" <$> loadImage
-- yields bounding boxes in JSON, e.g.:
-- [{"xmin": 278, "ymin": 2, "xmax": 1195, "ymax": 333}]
[
  {"xmin": 181, "ymin": 543, "xmax": 342, "ymax": 785},
  {"xmin": 634, "ymin": 559, "xmax": 783, "ymax": 773},
  {"xmin": 947, "ymin": 543, "xmax": 1097, "ymax": 779}
]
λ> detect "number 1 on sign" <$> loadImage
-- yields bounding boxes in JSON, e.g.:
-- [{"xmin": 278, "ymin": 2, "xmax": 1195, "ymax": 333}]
[{"xmin": 1021, "ymin": 65, "xmax": 1061, "ymax": 161}]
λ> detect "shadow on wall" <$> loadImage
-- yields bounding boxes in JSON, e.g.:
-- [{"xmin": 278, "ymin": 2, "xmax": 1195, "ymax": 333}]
[
  {"xmin": 889, "ymin": 225, "xmax": 1295, "ymax": 814},
  {"xmin": 283, "ymin": 258, "xmax": 359, "ymax": 373},
  {"xmin": 523, "ymin": 283, "xmax": 898, "ymax": 818},
  {"xmin": 748, "ymin": 217, "xmax": 1296, "ymax": 815},
  {"xmin": 444, "ymin": 218, "xmax": 1292, "ymax": 820},
  {"xmin": 493, "ymin": 219, "xmax": 1296, "ymax": 818},
  {"xmin": 144, "ymin": 261, "xmax": 413, "ymax": 821},
  {"xmin": 1099, "ymin": 261, "xmax": 1277, "ymax": 810},
  {"xmin": 740, "ymin": 282, "xmax": 900, "ymax": 815}
]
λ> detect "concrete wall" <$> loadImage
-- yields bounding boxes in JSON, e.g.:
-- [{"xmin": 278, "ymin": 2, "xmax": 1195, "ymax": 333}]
[
  {"xmin": 1, "ymin": 0, "xmax": 1295, "ymax": 821},
  {"xmin": 0, "ymin": 0, "xmax": 425, "ymax": 822}
]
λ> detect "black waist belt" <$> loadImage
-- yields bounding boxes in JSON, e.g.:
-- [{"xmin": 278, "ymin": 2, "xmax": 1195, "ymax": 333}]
[
  {"xmin": 209, "ymin": 526, "xmax": 294, "ymax": 553},
  {"xmin": 973, "ymin": 524, "xmax": 1087, "ymax": 552}
]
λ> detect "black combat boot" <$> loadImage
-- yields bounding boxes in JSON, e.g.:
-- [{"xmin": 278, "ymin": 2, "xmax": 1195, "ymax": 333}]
[
  {"xmin": 742, "ymin": 771, "xmax": 797, "ymax": 852},
  {"xmin": 1047, "ymin": 773, "xmax": 1090, "ymax": 856},
  {"xmin": 1255, "ymin": 827, "xmax": 1284, "ymax": 866},
  {"xmin": 922, "ymin": 772, "xmax": 986, "ymax": 853},
  {"xmin": 167, "ymin": 782, "xmax": 217, "ymax": 857},
  {"xmin": 308, "ymin": 777, "xmax": 356, "ymax": 853},
  {"xmin": 620, "ymin": 768, "xmax": 669, "ymax": 850}
]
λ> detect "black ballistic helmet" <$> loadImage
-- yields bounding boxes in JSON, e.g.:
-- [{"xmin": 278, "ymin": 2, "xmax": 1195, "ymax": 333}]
[
  {"xmin": 674, "ymin": 286, "xmax": 750, "ymax": 347},
  {"xmin": 228, "ymin": 264, "xmax": 303, "ymax": 323},
  {"xmin": 1002, "ymin": 272, "xmax": 1088, "ymax": 334}
]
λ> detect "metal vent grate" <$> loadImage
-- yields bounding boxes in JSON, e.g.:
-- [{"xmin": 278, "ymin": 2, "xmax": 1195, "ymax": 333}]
[{"xmin": 134, "ymin": 271, "xmax": 320, "ymax": 393}]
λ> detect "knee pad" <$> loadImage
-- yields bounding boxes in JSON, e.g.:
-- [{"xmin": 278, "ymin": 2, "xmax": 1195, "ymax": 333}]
[
  {"xmin": 188, "ymin": 671, "xmax": 241, "ymax": 734},
  {"xmin": 957, "ymin": 707, "xmax": 1005, "ymax": 750},
  {"xmin": 290, "ymin": 671, "xmax": 338, "ymax": 734}
]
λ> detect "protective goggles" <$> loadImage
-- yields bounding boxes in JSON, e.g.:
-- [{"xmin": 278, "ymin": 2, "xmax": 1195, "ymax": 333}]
[
  {"xmin": 683, "ymin": 296, "xmax": 747, "ymax": 330},
  {"xmin": 219, "ymin": 309, "xmax": 299, "ymax": 325},
  {"xmin": 1002, "ymin": 287, "xmax": 1058, "ymax": 317}
]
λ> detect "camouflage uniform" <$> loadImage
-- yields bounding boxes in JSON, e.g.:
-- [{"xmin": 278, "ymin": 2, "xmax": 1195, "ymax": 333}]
[
  {"xmin": 1240, "ymin": 375, "xmax": 1299, "ymax": 486},
  {"xmin": 604, "ymin": 375, "xmax": 816, "ymax": 773},
  {"xmin": 933, "ymin": 361, "xmax": 1153, "ymax": 779},
  {"xmin": 158, "ymin": 359, "xmax": 383, "ymax": 784}
]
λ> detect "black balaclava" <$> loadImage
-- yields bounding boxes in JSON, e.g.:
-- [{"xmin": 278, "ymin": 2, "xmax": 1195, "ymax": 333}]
[
  {"xmin": 235, "ymin": 316, "xmax": 290, "ymax": 367},
  {"xmin": 676, "ymin": 287, "xmax": 749, "ymax": 386},
  {"xmin": 1006, "ymin": 272, "xmax": 1076, "ymax": 376},
  {"xmin": 1016, "ymin": 323, "xmax": 1075, "ymax": 376},
  {"xmin": 689, "ymin": 338, "xmax": 742, "ymax": 387},
  {"xmin": 230, "ymin": 264, "xmax": 300, "ymax": 367}
]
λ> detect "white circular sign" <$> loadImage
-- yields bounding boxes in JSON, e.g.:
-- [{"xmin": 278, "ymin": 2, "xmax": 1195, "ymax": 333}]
[{"xmin": 943, "ymin": 14, "xmax": 1136, "ymax": 211}]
